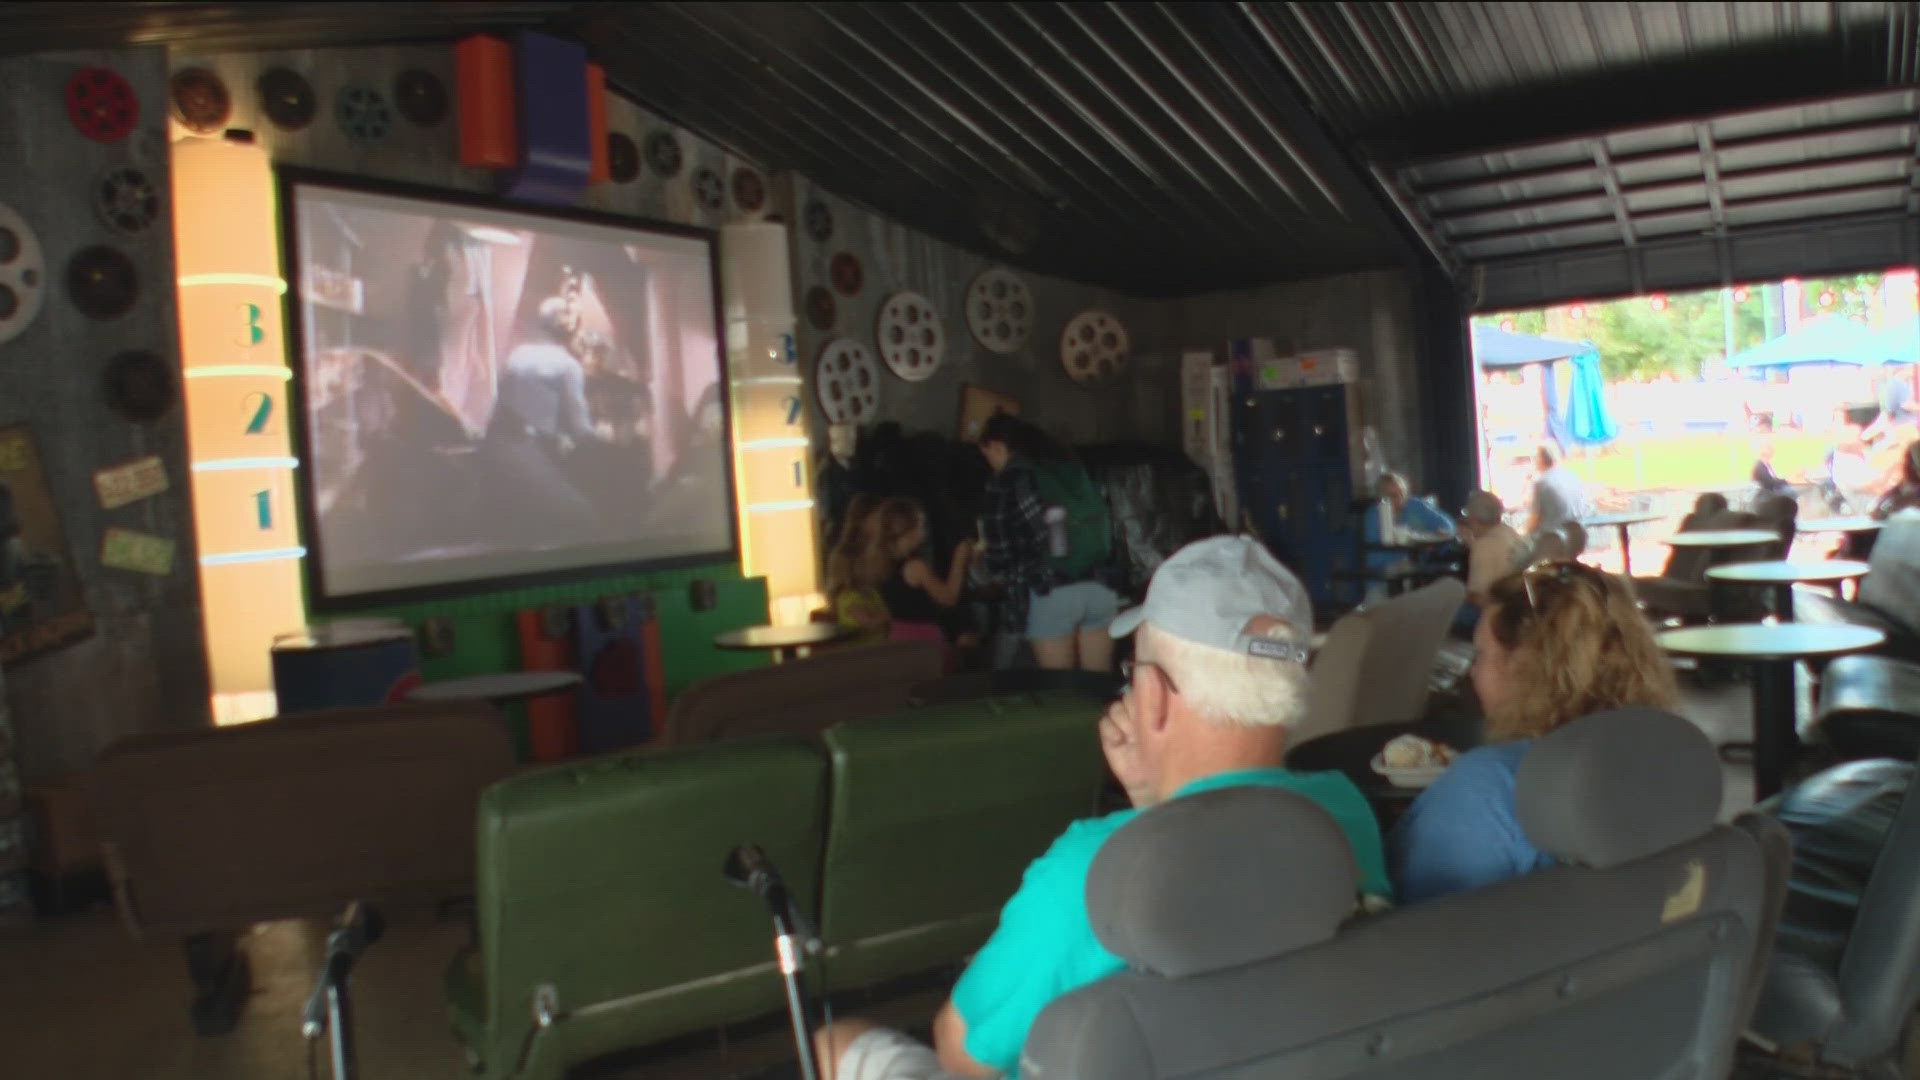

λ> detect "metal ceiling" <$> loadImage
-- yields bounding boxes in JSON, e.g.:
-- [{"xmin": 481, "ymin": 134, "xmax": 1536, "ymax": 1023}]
[
  {"xmin": 566, "ymin": 2, "xmax": 1410, "ymax": 296},
  {"xmin": 10, "ymin": 2, "xmax": 1920, "ymax": 303}
]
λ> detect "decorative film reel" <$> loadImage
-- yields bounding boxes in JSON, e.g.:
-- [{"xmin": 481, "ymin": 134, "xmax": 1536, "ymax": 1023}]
[
  {"xmin": 804, "ymin": 200, "xmax": 833, "ymax": 243},
  {"xmin": 966, "ymin": 267, "xmax": 1032, "ymax": 354},
  {"xmin": 66, "ymin": 67, "xmax": 139, "ymax": 143},
  {"xmin": 334, "ymin": 84, "xmax": 392, "ymax": 142},
  {"xmin": 95, "ymin": 167, "xmax": 160, "ymax": 235},
  {"xmin": 393, "ymin": 68, "xmax": 448, "ymax": 126},
  {"xmin": 875, "ymin": 291, "xmax": 945, "ymax": 383},
  {"xmin": 1059, "ymin": 310, "xmax": 1130, "ymax": 385},
  {"xmin": 66, "ymin": 245, "xmax": 140, "ymax": 320},
  {"xmin": 170, "ymin": 67, "xmax": 231, "ymax": 135},
  {"xmin": 0, "ymin": 202, "xmax": 47, "ymax": 346},
  {"xmin": 257, "ymin": 67, "xmax": 316, "ymax": 131},
  {"xmin": 804, "ymin": 285, "xmax": 836, "ymax": 331},
  {"xmin": 102, "ymin": 349, "xmax": 176, "ymax": 422},
  {"xmin": 606, "ymin": 132, "xmax": 640, "ymax": 183},
  {"xmin": 690, "ymin": 167, "xmax": 724, "ymax": 211},
  {"xmin": 732, "ymin": 168, "xmax": 766, "ymax": 213},
  {"xmin": 645, "ymin": 130, "xmax": 683, "ymax": 177},
  {"xmin": 814, "ymin": 338, "xmax": 880, "ymax": 425},
  {"xmin": 829, "ymin": 251, "xmax": 863, "ymax": 296}
]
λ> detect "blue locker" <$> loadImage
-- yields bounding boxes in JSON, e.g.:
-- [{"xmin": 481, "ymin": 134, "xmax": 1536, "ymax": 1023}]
[{"xmin": 1231, "ymin": 383, "xmax": 1367, "ymax": 612}]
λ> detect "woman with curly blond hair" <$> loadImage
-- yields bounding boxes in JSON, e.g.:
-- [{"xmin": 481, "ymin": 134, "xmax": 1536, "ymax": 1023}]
[{"xmin": 1390, "ymin": 560, "xmax": 1680, "ymax": 903}]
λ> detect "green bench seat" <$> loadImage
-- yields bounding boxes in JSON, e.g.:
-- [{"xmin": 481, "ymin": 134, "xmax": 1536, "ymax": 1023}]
[{"xmin": 449, "ymin": 690, "xmax": 1106, "ymax": 1078}]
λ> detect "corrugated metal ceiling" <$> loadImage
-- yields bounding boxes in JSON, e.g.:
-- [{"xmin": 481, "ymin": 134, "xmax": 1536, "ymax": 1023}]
[{"xmin": 10, "ymin": 2, "xmax": 1920, "ymax": 302}]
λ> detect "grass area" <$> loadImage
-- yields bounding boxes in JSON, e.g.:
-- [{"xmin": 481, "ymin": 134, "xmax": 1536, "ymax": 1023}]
[{"xmin": 1554, "ymin": 434, "xmax": 1830, "ymax": 493}]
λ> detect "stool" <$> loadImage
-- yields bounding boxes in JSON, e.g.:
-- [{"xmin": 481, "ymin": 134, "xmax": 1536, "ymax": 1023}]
[
  {"xmin": 1815, "ymin": 654, "xmax": 1920, "ymax": 762},
  {"xmin": 22, "ymin": 773, "xmax": 108, "ymax": 915}
]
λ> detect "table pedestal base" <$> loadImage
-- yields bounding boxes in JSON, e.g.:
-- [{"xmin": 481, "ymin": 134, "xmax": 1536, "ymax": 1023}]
[{"xmin": 1751, "ymin": 659, "xmax": 1798, "ymax": 801}]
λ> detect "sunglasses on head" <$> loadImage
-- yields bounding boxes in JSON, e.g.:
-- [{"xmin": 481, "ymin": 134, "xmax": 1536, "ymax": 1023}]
[{"xmin": 1516, "ymin": 559, "xmax": 1610, "ymax": 615}]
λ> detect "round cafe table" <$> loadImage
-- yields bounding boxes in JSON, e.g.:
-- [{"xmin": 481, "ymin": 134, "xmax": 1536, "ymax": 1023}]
[
  {"xmin": 1704, "ymin": 560, "xmax": 1870, "ymax": 621},
  {"xmin": 1657, "ymin": 623, "xmax": 1885, "ymax": 800},
  {"xmin": 713, "ymin": 621, "xmax": 852, "ymax": 663},
  {"xmin": 1796, "ymin": 517, "xmax": 1883, "ymax": 537},
  {"xmin": 1581, "ymin": 512, "xmax": 1664, "ymax": 575},
  {"xmin": 1662, "ymin": 528, "xmax": 1782, "ymax": 554},
  {"xmin": 406, "ymin": 670, "xmax": 583, "ymax": 706}
]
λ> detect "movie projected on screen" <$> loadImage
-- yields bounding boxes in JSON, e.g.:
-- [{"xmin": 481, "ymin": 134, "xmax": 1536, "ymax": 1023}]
[{"xmin": 281, "ymin": 170, "xmax": 735, "ymax": 606}]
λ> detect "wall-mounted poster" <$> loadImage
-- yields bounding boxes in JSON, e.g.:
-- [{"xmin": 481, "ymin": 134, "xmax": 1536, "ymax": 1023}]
[
  {"xmin": 0, "ymin": 426, "xmax": 92, "ymax": 664},
  {"xmin": 957, "ymin": 383, "xmax": 1022, "ymax": 444}
]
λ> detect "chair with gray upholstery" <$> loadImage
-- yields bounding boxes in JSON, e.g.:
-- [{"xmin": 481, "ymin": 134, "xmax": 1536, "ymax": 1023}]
[
  {"xmin": 1749, "ymin": 758, "xmax": 1920, "ymax": 1077},
  {"xmin": 1797, "ymin": 509, "xmax": 1920, "ymax": 662},
  {"xmin": 1023, "ymin": 708, "xmax": 1789, "ymax": 1080},
  {"xmin": 1294, "ymin": 577, "xmax": 1464, "ymax": 745},
  {"xmin": 1634, "ymin": 493, "xmax": 1796, "ymax": 622}
]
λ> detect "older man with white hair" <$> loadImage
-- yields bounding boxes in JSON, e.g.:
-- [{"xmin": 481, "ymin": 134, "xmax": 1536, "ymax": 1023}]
[{"xmin": 815, "ymin": 535, "xmax": 1389, "ymax": 1080}]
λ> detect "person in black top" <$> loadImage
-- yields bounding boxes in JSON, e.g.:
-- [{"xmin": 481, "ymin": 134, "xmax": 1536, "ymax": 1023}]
[
  {"xmin": 1751, "ymin": 433, "xmax": 1795, "ymax": 500},
  {"xmin": 871, "ymin": 497, "xmax": 974, "ymax": 642}
]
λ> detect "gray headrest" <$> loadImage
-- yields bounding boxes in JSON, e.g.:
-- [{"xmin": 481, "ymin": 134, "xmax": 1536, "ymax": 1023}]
[
  {"xmin": 1516, "ymin": 708, "xmax": 1721, "ymax": 868},
  {"xmin": 1085, "ymin": 786, "xmax": 1357, "ymax": 978}
]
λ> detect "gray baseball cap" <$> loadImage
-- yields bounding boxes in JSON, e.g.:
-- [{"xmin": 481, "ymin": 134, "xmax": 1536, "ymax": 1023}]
[{"xmin": 1109, "ymin": 535, "xmax": 1313, "ymax": 664}]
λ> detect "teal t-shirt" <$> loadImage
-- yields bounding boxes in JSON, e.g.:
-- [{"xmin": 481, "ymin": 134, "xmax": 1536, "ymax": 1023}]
[{"xmin": 949, "ymin": 767, "xmax": 1389, "ymax": 1076}]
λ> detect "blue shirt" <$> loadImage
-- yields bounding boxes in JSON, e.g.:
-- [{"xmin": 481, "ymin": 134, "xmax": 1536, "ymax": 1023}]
[
  {"xmin": 1363, "ymin": 496, "xmax": 1458, "ymax": 573},
  {"xmin": 950, "ymin": 767, "xmax": 1389, "ymax": 1076},
  {"xmin": 498, "ymin": 340, "xmax": 594, "ymax": 440},
  {"xmin": 1389, "ymin": 742, "xmax": 1558, "ymax": 904}
]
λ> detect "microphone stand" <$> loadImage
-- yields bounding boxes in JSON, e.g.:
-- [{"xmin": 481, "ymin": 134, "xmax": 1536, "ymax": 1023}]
[
  {"xmin": 302, "ymin": 901, "xmax": 382, "ymax": 1080},
  {"xmin": 724, "ymin": 845, "xmax": 823, "ymax": 1080}
]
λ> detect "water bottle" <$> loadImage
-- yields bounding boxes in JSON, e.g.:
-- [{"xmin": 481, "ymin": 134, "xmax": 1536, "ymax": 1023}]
[{"xmin": 1044, "ymin": 506, "xmax": 1070, "ymax": 558}]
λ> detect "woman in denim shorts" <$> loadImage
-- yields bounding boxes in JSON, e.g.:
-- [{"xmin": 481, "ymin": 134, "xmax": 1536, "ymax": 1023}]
[{"xmin": 975, "ymin": 414, "xmax": 1121, "ymax": 672}]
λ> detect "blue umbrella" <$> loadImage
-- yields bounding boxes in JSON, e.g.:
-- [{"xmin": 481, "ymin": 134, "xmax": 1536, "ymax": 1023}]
[
  {"xmin": 1726, "ymin": 317, "xmax": 1910, "ymax": 368},
  {"xmin": 1472, "ymin": 323, "xmax": 1588, "ymax": 369},
  {"xmin": 1564, "ymin": 346, "xmax": 1617, "ymax": 445}
]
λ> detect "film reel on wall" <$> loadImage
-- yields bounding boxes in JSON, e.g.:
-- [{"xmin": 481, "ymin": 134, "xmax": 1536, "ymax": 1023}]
[
  {"xmin": 732, "ymin": 168, "xmax": 766, "ymax": 213},
  {"xmin": 966, "ymin": 267, "xmax": 1032, "ymax": 354},
  {"xmin": 875, "ymin": 292, "xmax": 945, "ymax": 382},
  {"xmin": 814, "ymin": 338, "xmax": 880, "ymax": 425},
  {"xmin": 0, "ymin": 202, "xmax": 48, "ymax": 346},
  {"xmin": 690, "ymin": 167, "xmax": 724, "ymax": 212},
  {"xmin": 393, "ymin": 69, "xmax": 449, "ymax": 126},
  {"xmin": 66, "ymin": 67, "xmax": 139, "ymax": 143},
  {"xmin": 257, "ymin": 67, "xmax": 317, "ymax": 131},
  {"xmin": 66, "ymin": 245, "xmax": 140, "ymax": 320},
  {"xmin": 606, "ymin": 132, "xmax": 640, "ymax": 183},
  {"xmin": 1059, "ymin": 310, "xmax": 1130, "ymax": 385},
  {"xmin": 95, "ymin": 167, "xmax": 161, "ymax": 235},
  {"xmin": 645, "ymin": 131, "xmax": 683, "ymax": 178},
  {"xmin": 170, "ymin": 67, "xmax": 231, "ymax": 135},
  {"xmin": 335, "ymin": 84, "xmax": 393, "ymax": 142}
]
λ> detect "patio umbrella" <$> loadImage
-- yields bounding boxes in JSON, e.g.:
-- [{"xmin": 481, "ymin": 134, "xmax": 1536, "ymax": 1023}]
[
  {"xmin": 1472, "ymin": 323, "xmax": 1587, "ymax": 369},
  {"xmin": 1726, "ymin": 317, "xmax": 1909, "ymax": 368}
]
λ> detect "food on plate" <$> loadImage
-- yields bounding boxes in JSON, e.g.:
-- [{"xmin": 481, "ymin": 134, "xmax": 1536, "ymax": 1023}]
[{"xmin": 1380, "ymin": 733, "xmax": 1457, "ymax": 771}]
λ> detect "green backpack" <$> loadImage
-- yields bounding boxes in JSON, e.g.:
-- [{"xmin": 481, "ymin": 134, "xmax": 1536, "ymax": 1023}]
[{"xmin": 1025, "ymin": 457, "xmax": 1112, "ymax": 581}]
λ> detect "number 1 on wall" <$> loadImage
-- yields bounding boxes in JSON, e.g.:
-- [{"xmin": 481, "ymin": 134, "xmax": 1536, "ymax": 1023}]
[{"xmin": 254, "ymin": 490, "xmax": 271, "ymax": 530}]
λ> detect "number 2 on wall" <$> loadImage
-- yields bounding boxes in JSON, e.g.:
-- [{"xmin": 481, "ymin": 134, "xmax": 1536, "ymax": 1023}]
[
  {"xmin": 244, "ymin": 392, "xmax": 273, "ymax": 435},
  {"xmin": 254, "ymin": 490, "xmax": 271, "ymax": 530}
]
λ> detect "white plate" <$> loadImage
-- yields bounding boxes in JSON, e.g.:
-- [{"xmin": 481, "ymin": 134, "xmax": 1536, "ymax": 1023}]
[{"xmin": 1370, "ymin": 752, "xmax": 1448, "ymax": 788}]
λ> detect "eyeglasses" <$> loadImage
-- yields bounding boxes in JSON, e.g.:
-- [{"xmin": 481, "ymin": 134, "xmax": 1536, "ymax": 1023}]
[
  {"xmin": 1120, "ymin": 658, "xmax": 1179, "ymax": 696},
  {"xmin": 1516, "ymin": 559, "xmax": 1610, "ymax": 615}
]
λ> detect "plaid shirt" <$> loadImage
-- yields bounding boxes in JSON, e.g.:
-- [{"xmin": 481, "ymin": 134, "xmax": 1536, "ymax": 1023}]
[{"xmin": 981, "ymin": 463, "xmax": 1062, "ymax": 611}]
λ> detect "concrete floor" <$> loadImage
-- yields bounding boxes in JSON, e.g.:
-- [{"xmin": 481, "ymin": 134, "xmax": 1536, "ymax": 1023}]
[{"xmin": 0, "ymin": 678, "xmax": 1817, "ymax": 1080}]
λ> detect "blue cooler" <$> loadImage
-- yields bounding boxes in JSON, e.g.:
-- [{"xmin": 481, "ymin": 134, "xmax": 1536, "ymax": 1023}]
[{"xmin": 270, "ymin": 621, "xmax": 420, "ymax": 715}]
